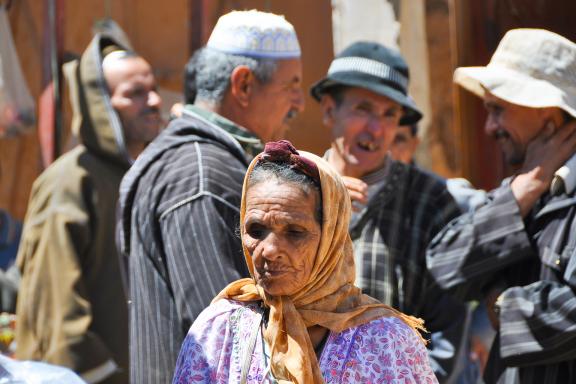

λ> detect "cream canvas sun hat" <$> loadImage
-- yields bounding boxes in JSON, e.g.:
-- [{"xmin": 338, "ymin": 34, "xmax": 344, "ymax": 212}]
[{"xmin": 454, "ymin": 28, "xmax": 576, "ymax": 119}]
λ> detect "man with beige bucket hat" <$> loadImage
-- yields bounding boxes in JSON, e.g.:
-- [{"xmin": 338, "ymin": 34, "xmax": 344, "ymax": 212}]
[{"xmin": 427, "ymin": 29, "xmax": 576, "ymax": 383}]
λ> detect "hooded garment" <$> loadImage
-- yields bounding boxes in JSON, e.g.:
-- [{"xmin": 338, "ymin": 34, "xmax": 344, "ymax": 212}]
[
  {"xmin": 117, "ymin": 106, "xmax": 258, "ymax": 384},
  {"xmin": 217, "ymin": 149, "xmax": 425, "ymax": 384},
  {"xmin": 15, "ymin": 34, "xmax": 131, "ymax": 383}
]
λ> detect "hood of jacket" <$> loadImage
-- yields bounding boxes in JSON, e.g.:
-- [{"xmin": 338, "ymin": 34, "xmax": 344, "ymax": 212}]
[{"xmin": 68, "ymin": 34, "xmax": 132, "ymax": 169}]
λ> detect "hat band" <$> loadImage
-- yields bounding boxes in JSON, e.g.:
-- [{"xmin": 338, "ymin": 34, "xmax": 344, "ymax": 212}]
[{"xmin": 328, "ymin": 57, "xmax": 408, "ymax": 91}]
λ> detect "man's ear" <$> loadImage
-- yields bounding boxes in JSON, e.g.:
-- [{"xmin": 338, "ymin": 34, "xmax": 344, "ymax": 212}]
[
  {"xmin": 229, "ymin": 66, "xmax": 254, "ymax": 108},
  {"xmin": 319, "ymin": 94, "xmax": 336, "ymax": 127}
]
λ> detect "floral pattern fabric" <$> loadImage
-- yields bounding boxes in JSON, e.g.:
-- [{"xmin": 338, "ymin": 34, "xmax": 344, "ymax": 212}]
[{"xmin": 173, "ymin": 299, "xmax": 437, "ymax": 383}]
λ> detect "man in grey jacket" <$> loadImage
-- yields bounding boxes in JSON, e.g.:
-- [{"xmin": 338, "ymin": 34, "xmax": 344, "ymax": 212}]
[{"xmin": 118, "ymin": 10, "xmax": 304, "ymax": 383}]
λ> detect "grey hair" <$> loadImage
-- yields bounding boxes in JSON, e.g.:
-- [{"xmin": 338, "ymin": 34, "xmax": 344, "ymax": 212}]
[
  {"xmin": 248, "ymin": 161, "xmax": 323, "ymax": 224},
  {"xmin": 191, "ymin": 47, "xmax": 278, "ymax": 105}
]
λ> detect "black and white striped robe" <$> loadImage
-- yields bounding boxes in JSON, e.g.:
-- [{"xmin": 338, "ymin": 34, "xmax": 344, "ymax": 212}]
[
  {"xmin": 118, "ymin": 109, "xmax": 261, "ymax": 384},
  {"xmin": 427, "ymin": 177, "xmax": 576, "ymax": 384}
]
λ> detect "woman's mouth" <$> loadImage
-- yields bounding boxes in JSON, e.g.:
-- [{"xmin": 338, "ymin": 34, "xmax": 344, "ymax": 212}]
[{"xmin": 257, "ymin": 267, "xmax": 290, "ymax": 279}]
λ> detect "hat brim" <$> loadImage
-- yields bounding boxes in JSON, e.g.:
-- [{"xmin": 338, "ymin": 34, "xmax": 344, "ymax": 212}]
[
  {"xmin": 454, "ymin": 66, "xmax": 576, "ymax": 119},
  {"xmin": 310, "ymin": 75, "xmax": 423, "ymax": 125}
]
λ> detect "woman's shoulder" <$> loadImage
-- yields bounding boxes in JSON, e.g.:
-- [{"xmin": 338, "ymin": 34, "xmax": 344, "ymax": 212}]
[
  {"xmin": 324, "ymin": 315, "xmax": 428, "ymax": 365},
  {"xmin": 326, "ymin": 315, "xmax": 424, "ymax": 357},
  {"xmin": 365, "ymin": 315, "xmax": 422, "ymax": 339},
  {"xmin": 341, "ymin": 315, "xmax": 419, "ymax": 339},
  {"xmin": 192, "ymin": 299, "xmax": 262, "ymax": 330},
  {"xmin": 321, "ymin": 316, "xmax": 436, "ymax": 383}
]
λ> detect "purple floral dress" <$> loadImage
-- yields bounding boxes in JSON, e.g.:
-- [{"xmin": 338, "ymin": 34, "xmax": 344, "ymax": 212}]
[{"xmin": 172, "ymin": 299, "xmax": 438, "ymax": 383}]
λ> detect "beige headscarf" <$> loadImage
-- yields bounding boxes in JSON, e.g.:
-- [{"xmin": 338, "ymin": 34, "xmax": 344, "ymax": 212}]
[{"xmin": 216, "ymin": 146, "xmax": 425, "ymax": 383}]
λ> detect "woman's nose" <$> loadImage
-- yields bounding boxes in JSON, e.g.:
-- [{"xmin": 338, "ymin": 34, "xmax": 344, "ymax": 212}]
[{"xmin": 260, "ymin": 233, "xmax": 282, "ymax": 261}]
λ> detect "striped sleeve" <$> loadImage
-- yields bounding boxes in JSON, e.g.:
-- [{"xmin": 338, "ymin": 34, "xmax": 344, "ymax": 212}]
[
  {"xmin": 426, "ymin": 184, "xmax": 535, "ymax": 298},
  {"xmin": 128, "ymin": 141, "xmax": 249, "ymax": 383},
  {"xmin": 499, "ymin": 275, "xmax": 576, "ymax": 366},
  {"xmin": 160, "ymin": 192, "xmax": 246, "ymax": 330}
]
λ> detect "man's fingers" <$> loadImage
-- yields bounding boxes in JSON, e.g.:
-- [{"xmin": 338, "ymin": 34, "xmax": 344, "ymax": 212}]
[
  {"xmin": 342, "ymin": 176, "xmax": 369, "ymax": 206},
  {"xmin": 348, "ymin": 190, "xmax": 368, "ymax": 205},
  {"xmin": 342, "ymin": 176, "xmax": 368, "ymax": 191},
  {"xmin": 528, "ymin": 119, "xmax": 576, "ymax": 156},
  {"xmin": 342, "ymin": 177, "xmax": 368, "ymax": 194},
  {"xmin": 566, "ymin": 124, "xmax": 576, "ymax": 155},
  {"xmin": 543, "ymin": 120, "xmax": 556, "ymax": 139},
  {"xmin": 548, "ymin": 121, "xmax": 576, "ymax": 160},
  {"xmin": 551, "ymin": 120, "xmax": 576, "ymax": 143}
]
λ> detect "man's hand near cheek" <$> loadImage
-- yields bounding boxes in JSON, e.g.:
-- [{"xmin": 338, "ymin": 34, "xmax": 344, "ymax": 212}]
[
  {"xmin": 511, "ymin": 120, "xmax": 576, "ymax": 217},
  {"xmin": 342, "ymin": 176, "xmax": 368, "ymax": 212}
]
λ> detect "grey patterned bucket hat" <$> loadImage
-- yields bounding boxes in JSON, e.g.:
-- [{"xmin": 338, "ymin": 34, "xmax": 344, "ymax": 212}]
[{"xmin": 311, "ymin": 41, "xmax": 422, "ymax": 125}]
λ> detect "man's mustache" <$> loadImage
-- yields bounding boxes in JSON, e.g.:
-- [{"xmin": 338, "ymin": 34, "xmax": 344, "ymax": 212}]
[
  {"xmin": 285, "ymin": 109, "xmax": 298, "ymax": 121},
  {"xmin": 142, "ymin": 107, "xmax": 161, "ymax": 117},
  {"xmin": 493, "ymin": 129, "xmax": 510, "ymax": 140}
]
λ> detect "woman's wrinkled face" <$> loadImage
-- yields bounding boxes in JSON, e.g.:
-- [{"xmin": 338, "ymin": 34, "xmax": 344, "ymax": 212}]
[{"xmin": 243, "ymin": 180, "xmax": 321, "ymax": 297}]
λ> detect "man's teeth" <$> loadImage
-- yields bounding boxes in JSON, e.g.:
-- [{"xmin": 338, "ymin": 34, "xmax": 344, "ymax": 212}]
[{"xmin": 359, "ymin": 141, "xmax": 377, "ymax": 151}]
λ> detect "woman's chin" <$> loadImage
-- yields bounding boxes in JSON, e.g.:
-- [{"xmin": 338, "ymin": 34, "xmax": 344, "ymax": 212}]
[{"xmin": 258, "ymin": 279, "xmax": 299, "ymax": 297}]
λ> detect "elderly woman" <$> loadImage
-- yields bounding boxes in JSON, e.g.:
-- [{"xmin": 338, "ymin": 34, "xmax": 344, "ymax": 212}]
[{"xmin": 172, "ymin": 141, "xmax": 437, "ymax": 383}]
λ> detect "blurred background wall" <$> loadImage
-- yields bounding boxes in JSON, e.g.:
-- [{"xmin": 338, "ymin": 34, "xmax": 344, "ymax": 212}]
[{"xmin": 1, "ymin": 0, "xmax": 575, "ymax": 219}]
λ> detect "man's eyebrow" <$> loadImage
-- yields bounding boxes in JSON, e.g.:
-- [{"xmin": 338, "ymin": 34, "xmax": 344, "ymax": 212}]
[
  {"xmin": 355, "ymin": 99, "xmax": 373, "ymax": 107},
  {"xmin": 285, "ymin": 75, "xmax": 301, "ymax": 84}
]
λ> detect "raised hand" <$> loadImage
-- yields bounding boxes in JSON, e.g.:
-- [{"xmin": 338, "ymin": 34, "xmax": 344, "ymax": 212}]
[
  {"xmin": 511, "ymin": 119, "xmax": 576, "ymax": 217},
  {"xmin": 341, "ymin": 176, "xmax": 368, "ymax": 212}
]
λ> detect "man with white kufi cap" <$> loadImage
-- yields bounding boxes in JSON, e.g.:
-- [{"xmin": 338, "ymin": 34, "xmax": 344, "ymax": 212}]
[
  {"xmin": 118, "ymin": 10, "xmax": 304, "ymax": 383},
  {"xmin": 427, "ymin": 29, "xmax": 576, "ymax": 383}
]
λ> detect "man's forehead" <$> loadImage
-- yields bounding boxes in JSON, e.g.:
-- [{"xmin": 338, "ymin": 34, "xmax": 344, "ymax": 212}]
[
  {"xmin": 482, "ymin": 92, "xmax": 515, "ymax": 110},
  {"xmin": 103, "ymin": 56, "xmax": 152, "ymax": 89},
  {"xmin": 271, "ymin": 58, "xmax": 302, "ymax": 80},
  {"xmin": 342, "ymin": 87, "xmax": 400, "ymax": 106}
]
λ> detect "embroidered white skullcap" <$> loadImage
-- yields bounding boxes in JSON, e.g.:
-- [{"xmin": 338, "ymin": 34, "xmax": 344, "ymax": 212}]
[
  {"xmin": 207, "ymin": 10, "xmax": 301, "ymax": 59},
  {"xmin": 454, "ymin": 28, "xmax": 576, "ymax": 119}
]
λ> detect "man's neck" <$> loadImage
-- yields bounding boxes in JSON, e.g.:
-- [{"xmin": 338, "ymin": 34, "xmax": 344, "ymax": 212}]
[
  {"xmin": 126, "ymin": 142, "xmax": 146, "ymax": 161},
  {"xmin": 194, "ymin": 99, "xmax": 219, "ymax": 114},
  {"xmin": 195, "ymin": 98, "xmax": 253, "ymax": 136}
]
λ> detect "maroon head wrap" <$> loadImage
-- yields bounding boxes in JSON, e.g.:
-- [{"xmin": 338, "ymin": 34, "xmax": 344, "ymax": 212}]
[{"xmin": 257, "ymin": 140, "xmax": 320, "ymax": 185}]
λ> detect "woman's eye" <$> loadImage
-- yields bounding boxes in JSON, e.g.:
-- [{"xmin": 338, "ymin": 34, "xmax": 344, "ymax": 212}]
[
  {"xmin": 246, "ymin": 225, "xmax": 265, "ymax": 239},
  {"xmin": 286, "ymin": 228, "xmax": 306, "ymax": 238}
]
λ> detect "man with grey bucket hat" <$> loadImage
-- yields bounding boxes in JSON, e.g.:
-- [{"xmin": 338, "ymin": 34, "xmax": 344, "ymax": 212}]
[
  {"xmin": 427, "ymin": 29, "xmax": 576, "ymax": 383},
  {"xmin": 312, "ymin": 41, "xmax": 468, "ymax": 382}
]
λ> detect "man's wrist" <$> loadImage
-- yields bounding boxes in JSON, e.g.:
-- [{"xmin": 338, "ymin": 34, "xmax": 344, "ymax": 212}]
[{"xmin": 510, "ymin": 171, "xmax": 549, "ymax": 217}]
